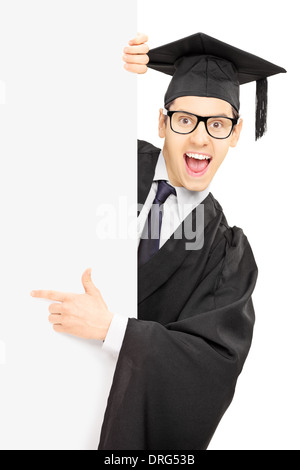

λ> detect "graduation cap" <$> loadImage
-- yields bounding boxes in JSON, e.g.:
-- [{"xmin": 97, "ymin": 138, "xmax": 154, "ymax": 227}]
[{"xmin": 147, "ymin": 33, "xmax": 286, "ymax": 140}]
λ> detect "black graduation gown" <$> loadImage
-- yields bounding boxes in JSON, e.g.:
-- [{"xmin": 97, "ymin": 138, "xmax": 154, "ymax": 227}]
[{"xmin": 98, "ymin": 140, "xmax": 258, "ymax": 450}]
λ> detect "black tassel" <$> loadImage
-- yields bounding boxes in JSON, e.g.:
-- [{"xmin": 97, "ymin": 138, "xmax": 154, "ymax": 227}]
[{"xmin": 255, "ymin": 78, "xmax": 268, "ymax": 140}]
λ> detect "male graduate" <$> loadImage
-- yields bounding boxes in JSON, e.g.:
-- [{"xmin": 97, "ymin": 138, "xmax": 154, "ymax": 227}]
[{"xmin": 31, "ymin": 33, "xmax": 286, "ymax": 450}]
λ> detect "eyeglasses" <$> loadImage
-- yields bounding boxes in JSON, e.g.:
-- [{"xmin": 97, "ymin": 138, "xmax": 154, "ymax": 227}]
[{"xmin": 163, "ymin": 109, "xmax": 238, "ymax": 139}]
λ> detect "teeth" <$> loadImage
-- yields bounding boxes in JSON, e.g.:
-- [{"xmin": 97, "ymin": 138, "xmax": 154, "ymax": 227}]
[{"xmin": 186, "ymin": 153, "xmax": 211, "ymax": 160}]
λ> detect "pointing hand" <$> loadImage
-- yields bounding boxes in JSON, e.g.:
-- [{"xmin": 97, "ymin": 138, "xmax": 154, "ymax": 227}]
[{"xmin": 31, "ymin": 268, "xmax": 113, "ymax": 341}]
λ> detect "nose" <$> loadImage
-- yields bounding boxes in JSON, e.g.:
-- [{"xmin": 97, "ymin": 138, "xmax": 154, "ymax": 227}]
[{"xmin": 189, "ymin": 121, "xmax": 210, "ymax": 145}]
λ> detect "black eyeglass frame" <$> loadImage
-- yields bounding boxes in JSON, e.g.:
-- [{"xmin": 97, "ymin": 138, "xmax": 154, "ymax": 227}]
[{"xmin": 163, "ymin": 109, "xmax": 239, "ymax": 139}]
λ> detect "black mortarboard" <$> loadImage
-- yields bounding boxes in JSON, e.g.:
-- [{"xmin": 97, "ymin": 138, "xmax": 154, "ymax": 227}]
[{"xmin": 147, "ymin": 33, "xmax": 286, "ymax": 139}]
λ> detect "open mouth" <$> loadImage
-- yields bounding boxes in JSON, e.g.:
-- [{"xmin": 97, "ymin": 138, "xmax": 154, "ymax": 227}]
[{"xmin": 184, "ymin": 152, "xmax": 212, "ymax": 177}]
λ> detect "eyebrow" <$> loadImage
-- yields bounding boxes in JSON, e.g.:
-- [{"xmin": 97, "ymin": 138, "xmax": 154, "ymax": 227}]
[{"xmin": 172, "ymin": 110, "xmax": 231, "ymax": 118}]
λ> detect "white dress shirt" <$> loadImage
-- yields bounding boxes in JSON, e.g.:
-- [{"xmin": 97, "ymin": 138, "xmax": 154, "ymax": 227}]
[{"xmin": 101, "ymin": 150, "xmax": 210, "ymax": 360}]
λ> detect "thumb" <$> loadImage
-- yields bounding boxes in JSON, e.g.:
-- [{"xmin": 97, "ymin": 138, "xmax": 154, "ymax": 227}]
[{"xmin": 82, "ymin": 268, "xmax": 99, "ymax": 296}]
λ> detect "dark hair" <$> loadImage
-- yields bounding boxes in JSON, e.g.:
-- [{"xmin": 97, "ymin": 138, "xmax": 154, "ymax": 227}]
[
  {"xmin": 231, "ymin": 106, "xmax": 240, "ymax": 120},
  {"xmin": 164, "ymin": 100, "xmax": 174, "ymax": 125},
  {"xmin": 164, "ymin": 99, "xmax": 240, "ymax": 125}
]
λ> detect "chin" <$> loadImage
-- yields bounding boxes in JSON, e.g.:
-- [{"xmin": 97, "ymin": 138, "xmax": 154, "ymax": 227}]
[{"xmin": 184, "ymin": 179, "xmax": 210, "ymax": 192}]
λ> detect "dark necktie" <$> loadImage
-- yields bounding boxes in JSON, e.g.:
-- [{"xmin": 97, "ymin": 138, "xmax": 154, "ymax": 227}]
[{"xmin": 138, "ymin": 180, "xmax": 177, "ymax": 267}]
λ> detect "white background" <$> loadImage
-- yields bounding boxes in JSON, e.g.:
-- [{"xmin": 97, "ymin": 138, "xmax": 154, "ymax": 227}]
[
  {"xmin": 138, "ymin": 0, "xmax": 300, "ymax": 450},
  {"xmin": 0, "ymin": 0, "xmax": 137, "ymax": 450}
]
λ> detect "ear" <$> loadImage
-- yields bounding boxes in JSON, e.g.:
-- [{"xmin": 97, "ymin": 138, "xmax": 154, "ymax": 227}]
[
  {"xmin": 230, "ymin": 118, "xmax": 243, "ymax": 148},
  {"xmin": 158, "ymin": 108, "xmax": 167, "ymax": 138}
]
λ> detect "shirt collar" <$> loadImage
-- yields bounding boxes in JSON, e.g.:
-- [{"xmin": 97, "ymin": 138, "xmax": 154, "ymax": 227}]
[{"xmin": 153, "ymin": 150, "xmax": 211, "ymax": 220}]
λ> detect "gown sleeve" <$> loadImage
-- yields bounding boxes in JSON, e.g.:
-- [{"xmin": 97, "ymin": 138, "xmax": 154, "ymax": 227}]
[{"xmin": 98, "ymin": 226, "xmax": 258, "ymax": 450}]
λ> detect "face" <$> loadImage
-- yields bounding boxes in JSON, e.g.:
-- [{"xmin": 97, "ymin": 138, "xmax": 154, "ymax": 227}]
[{"xmin": 158, "ymin": 96, "xmax": 243, "ymax": 191}]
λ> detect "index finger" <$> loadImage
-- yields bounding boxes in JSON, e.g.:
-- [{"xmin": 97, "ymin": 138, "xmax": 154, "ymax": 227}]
[
  {"xmin": 128, "ymin": 33, "xmax": 149, "ymax": 46},
  {"xmin": 30, "ymin": 290, "xmax": 70, "ymax": 302}
]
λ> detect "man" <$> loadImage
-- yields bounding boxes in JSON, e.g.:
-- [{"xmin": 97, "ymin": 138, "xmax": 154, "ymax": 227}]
[{"xmin": 31, "ymin": 32, "xmax": 286, "ymax": 450}]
